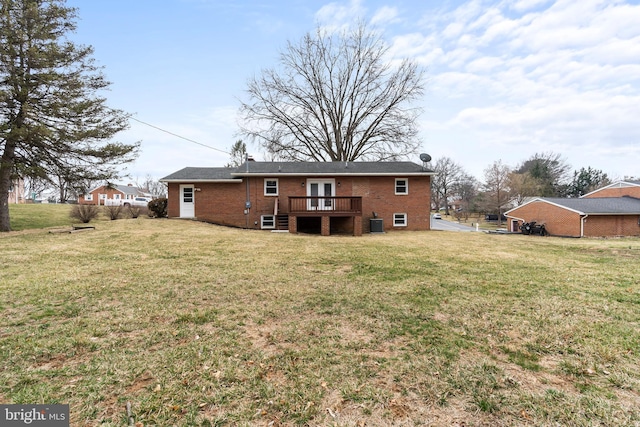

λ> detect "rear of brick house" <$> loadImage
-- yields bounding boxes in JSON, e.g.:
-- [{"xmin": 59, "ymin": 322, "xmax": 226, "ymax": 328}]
[{"xmin": 161, "ymin": 161, "xmax": 434, "ymax": 236}]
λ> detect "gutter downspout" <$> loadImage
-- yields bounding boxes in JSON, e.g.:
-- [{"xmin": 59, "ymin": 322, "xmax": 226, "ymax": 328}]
[
  {"xmin": 245, "ymin": 154, "xmax": 250, "ymax": 229},
  {"xmin": 581, "ymin": 214, "xmax": 588, "ymax": 237}
]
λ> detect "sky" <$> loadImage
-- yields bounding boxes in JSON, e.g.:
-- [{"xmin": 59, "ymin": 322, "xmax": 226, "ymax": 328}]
[{"xmin": 64, "ymin": 0, "xmax": 640, "ymax": 183}]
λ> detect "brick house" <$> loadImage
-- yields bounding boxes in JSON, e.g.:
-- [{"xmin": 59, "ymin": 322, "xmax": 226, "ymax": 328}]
[
  {"xmin": 160, "ymin": 161, "xmax": 435, "ymax": 236},
  {"xmin": 581, "ymin": 180, "xmax": 640, "ymax": 199},
  {"xmin": 79, "ymin": 183, "xmax": 152, "ymax": 206},
  {"xmin": 505, "ymin": 180, "xmax": 640, "ymax": 237},
  {"xmin": 8, "ymin": 178, "xmax": 26, "ymax": 204}
]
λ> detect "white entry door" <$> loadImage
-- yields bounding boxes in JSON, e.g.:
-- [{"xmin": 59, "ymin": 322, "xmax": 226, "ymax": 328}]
[
  {"xmin": 307, "ymin": 180, "xmax": 334, "ymax": 210},
  {"xmin": 180, "ymin": 185, "xmax": 195, "ymax": 218}
]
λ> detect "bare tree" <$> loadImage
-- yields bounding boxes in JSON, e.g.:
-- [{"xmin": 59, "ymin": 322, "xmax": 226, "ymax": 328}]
[
  {"xmin": 136, "ymin": 175, "xmax": 167, "ymax": 198},
  {"xmin": 483, "ymin": 160, "xmax": 512, "ymax": 226},
  {"xmin": 453, "ymin": 172, "xmax": 479, "ymax": 213},
  {"xmin": 508, "ymin": 171, "xmax": 539, "ymax": 206},
  {"xmin": 239, "ymin": 23, "xmax": 425, "ymax": 161},
  {"xmin": 432, "ymin": 157, "xmax": 462, "ymax": 216}
]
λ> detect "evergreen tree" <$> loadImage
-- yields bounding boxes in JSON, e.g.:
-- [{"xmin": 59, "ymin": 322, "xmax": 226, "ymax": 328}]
[
  {"xmin": 0, "ymin": 0, "xmax": 138, "ymax": 231},
  {"xmin": 567, "ymin": 167, "xmax": 610, "ymax": 197}
]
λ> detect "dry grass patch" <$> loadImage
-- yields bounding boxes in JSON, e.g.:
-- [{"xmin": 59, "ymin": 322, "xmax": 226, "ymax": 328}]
[{"xmin": 1, "ymin": 219, "xmax": 639, "ymax": 425}]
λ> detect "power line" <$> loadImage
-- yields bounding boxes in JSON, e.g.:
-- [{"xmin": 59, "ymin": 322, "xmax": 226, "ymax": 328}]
[{"xmin": 129, "ymin": 116, "xmax": 230, "ymax": 155}]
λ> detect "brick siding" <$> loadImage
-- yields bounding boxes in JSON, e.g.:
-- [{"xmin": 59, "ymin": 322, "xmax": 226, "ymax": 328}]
[
  {"xmin": 583, "ymin": 186, "xmax": 640, "ymax": 199},
  {"xmin": 508, "ymin": 200, "xmax": 640, "ymax": 237},
  {"xmin": 167, "ymin": 175, "xmax": 431, "ymax": 234},
  {"xmin": 79, "ymin": 186, "xmax": 125, "ymax": 205},
  {"xmin": 584, "ymin": 215, "xmax": 640, "ymax": 237},
  {"xmin": 507, "ymin": 201, "xmax": 582, "ymax": 237}
]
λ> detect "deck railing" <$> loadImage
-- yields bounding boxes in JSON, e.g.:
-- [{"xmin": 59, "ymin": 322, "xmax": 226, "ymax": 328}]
[{"xmin": 288, "ymin": 196, "xmax": 362, "ymax": 215}]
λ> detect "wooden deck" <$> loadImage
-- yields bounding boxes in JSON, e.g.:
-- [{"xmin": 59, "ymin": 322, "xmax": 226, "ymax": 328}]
[{"xmin": 288, "ymin": 196, "xmax": 362, "ymax": 216}]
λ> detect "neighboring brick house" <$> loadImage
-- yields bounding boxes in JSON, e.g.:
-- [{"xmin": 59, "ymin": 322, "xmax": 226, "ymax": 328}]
[
  {"xmin": 79, "ymin": 183, "xmax": 151, "ymax": 206},
  {"xmin": 160, "ymin": 161, "xmax": 434, "ymax": 236},
  {"xmin": 581, "ymin": 180, "xmax": 640, "ymax": 199},
  {"xmin": 505, "ymin": 189, "xmax": 640, "ymax": 238},
  {"xmin": 8, "ymin": 178, "xmax": 26, "ymax": 204}
]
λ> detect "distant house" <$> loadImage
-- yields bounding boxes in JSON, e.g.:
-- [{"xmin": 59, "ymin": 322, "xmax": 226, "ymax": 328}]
[
  {"xmin": 79, "ymin": 183, "xmax": 152, "ymax": 206},
  {"xmin": 581, "ymin": 180, "xmax": 640, "ymax": 199},
  {"xmin": 8, "ymin": 178, "xmax": 26, "ymax": 204},
  {"xmin": 505, "ymin": 180, "xmax": 640, "ymax": 237},
  {"xmin": 160, "ymin": 161, "xmax": 435, "ymax": 236}
]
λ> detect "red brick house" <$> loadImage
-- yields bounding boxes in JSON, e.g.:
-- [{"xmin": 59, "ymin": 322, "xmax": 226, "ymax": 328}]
[
  {"xmin": 79, "ymin": 183, "xmax": 152, "ymax": 206},
  {"xmin": 8, "ymin": 178, "xmax": 26, "ymax": 204},
  {"xmin": 505, "ymin": 180, "xmax": 640, "ymax": 238},
  {"xmin": 160, "ymin": 161, "xmax": 434, "ymax": 236},
  {"xmin": 581, "ymin": 180, "xmax": 640, "ymax": 199}
]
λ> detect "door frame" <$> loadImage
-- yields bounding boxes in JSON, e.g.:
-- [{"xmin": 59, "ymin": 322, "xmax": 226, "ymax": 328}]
[
  {"xmin": 306, "ymin": 179, "xmax": 335, "ymax": 211},
  {"xmin": 180, "ymin": 184, "xmax": 195, "ymax": 218}
]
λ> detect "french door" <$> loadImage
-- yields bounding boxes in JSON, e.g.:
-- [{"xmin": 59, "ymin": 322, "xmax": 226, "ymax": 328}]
[{"xmin": 307, "ymin": 180, "xmax": 334, "ymax": 211}]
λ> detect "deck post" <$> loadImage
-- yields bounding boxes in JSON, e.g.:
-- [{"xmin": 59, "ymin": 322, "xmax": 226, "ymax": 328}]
[
  {"xmin": 321, "ymin": 216, "xmax": 330, "ymax": 236},
  {"xmin": 288, "ymin": 215, "xmax": 297, "ymax": 234},
  {"xmin": 353, "ymin": 216, "xmax": 362, "ymax": 236}
]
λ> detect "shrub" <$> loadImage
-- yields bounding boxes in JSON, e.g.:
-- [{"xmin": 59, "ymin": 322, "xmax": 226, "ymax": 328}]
[
  {"xmin": 104, "ymin": 205, "xmax": 124, "ymax": 220},
  {"xmin": 70, "ymin": 204, "xmax": 99, "ymax": 223},
  {"xmin": 127, "ymin": 206, "xmax": 147, "ymax": 219},
  {"xmin": 148, "ymin": 197, "xmax": 168, "ymax": 218}
]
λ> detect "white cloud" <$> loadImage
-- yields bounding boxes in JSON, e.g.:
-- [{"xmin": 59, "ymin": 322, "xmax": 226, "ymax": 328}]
[
  {"xmin": 315, "ymin": 0, "xmax": 365, "ymax": 27},
  {"xmin": 370, "ymin": 6, "xmax": 399, "ymax": 26},
  {"xmin": 404, "ymin": 0, "xmax": 640, "ymax": 178}
]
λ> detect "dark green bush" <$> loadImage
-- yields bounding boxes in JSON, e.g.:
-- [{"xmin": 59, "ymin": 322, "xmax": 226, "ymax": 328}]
[
  {"xmin": 70, "ymin": 204, "xmax": 99, "ymax": 223},
  {"xmin": 147, "ymin": 198, "xmax": 168, "ymax": 218}
]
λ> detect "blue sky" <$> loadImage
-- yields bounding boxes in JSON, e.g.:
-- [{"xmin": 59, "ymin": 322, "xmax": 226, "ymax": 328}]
[{"xmin": 65, "ymin": 0, "xmax": 640, "ymax": 183}]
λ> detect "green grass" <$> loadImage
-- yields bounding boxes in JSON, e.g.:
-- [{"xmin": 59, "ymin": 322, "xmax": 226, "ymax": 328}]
[
  {"xmin": 9, "ymin": 203, "xmax": 76, "ymax": 231},
  {"xmin": 1, "ymin": 208, "xmax": 639, "ymax": 425}
]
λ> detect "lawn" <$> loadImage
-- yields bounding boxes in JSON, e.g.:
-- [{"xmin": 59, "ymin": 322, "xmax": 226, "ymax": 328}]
[
  {"xmin": 8, "ymin": 203, "xmax": 77, "ymax": 231},
  {"xmin": 0, "ymin": 213, "xmax": 639, "ymax": 426}
]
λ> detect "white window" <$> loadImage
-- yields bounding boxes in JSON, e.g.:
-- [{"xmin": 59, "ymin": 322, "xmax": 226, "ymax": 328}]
[
  {"xmin": 114, "ymin": 194, "xmax": 121, "ymax": 200},
  {"xmin": 394, "ymin": 213, "xmax": 407, "ymax": 227},
  {"xmin": 261, "ymin": 215, "xmax": 275, "ymax": 229},
  {"xmin": 85, "ymin": 194, "xmax": 93, "ymax": 201},
  {"xmin": 264, "ymin": 179, "xmax": 278, "ymax": 196},
  {"xmin": 395, "ymin": 178, "xmax": 408, "ymax": 195}
]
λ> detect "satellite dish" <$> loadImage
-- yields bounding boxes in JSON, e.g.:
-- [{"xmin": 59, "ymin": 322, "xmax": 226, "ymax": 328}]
[{"xmin": 419, "ymin": 153, "xmax": 432, "ymax": 162}]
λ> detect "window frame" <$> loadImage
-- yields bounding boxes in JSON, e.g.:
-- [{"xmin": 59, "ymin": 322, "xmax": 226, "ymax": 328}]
[
  {"xmin": 393, "ymin": 213, "xmax": 408, "ymax": 227},
  {"xmin": 261, "ymin": 215, "xmax": 276, "ymax": 229},
  {"xmin": 395, "ymin": 178, "xmax": 408, "ymax": 195},
  {"xmin": 264, "ymin": 178, "xmax": 279, "ymax": 196}
]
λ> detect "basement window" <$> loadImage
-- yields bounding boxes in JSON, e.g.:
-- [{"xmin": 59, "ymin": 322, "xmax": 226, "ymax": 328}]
[
  {"xmin": 394, "ymin": 213, "xmax": 407, "ymax": 227},
  {"xmin": 395, "ymin": 178, "xmax": 408, "ymax": 195},
  {"xmin": 261, "ymin": 215, "xmax": 275, "ymax": 229},
  {"xmin": 264, "ymin": 179, "xmax": 278, "ymax": 196}
]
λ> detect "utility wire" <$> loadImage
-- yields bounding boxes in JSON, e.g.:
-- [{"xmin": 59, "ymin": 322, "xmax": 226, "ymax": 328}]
[{"xmin": 129, "ymin": 116, "xmax": 230, "ymax": 155}]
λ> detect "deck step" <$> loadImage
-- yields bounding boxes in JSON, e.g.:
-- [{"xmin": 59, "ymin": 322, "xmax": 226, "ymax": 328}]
[{"xmin": 276, "ymin": 214, "xmax": 289, "ymax": 230}]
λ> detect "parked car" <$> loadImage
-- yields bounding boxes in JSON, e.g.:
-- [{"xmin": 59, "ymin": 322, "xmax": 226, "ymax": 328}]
[
  {"xmin": 123, "ymin": 197, "xmax": 152, "ymax": 207},
  {"xmin": 433, "ymin": 213, "xmax": 442, "ymax": 219}
]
